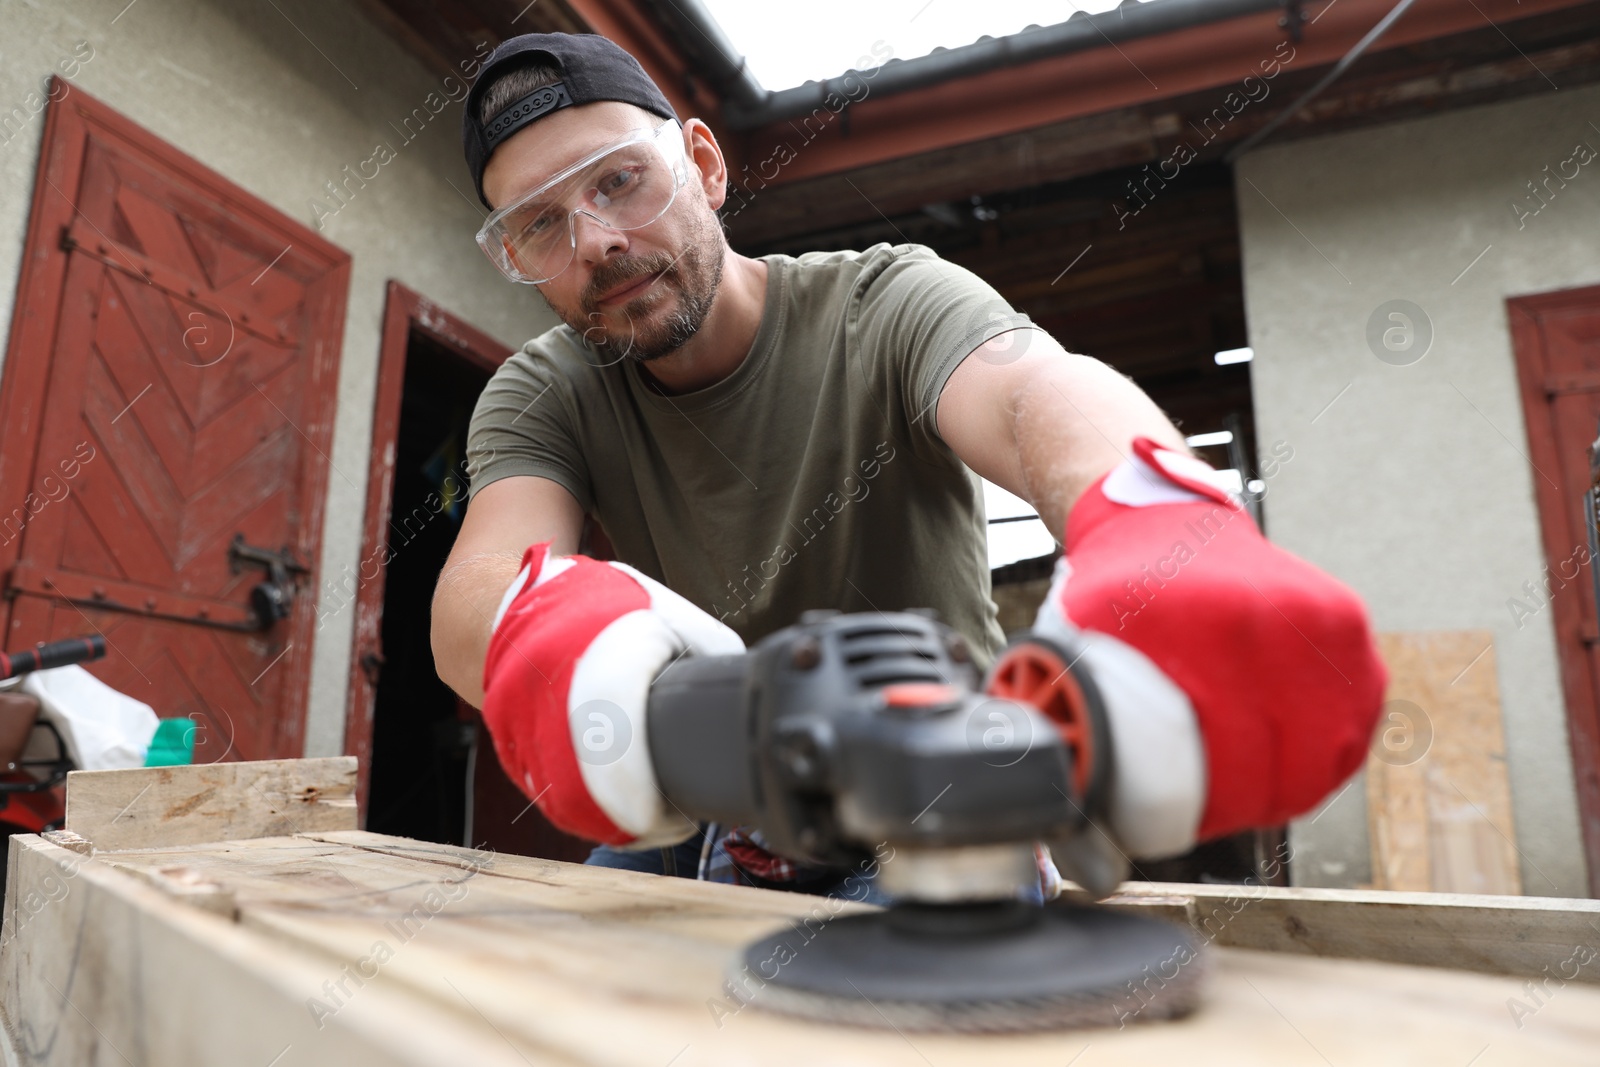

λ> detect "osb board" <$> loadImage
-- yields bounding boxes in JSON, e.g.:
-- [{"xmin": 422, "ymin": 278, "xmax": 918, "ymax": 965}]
[
  {"xmin": 14, "ymin": 830, "xmax": 1596, "ymax": 1067},
  {"xmin": 1368, "ymin": 632, "xmax": 1520, "ymax": 894}
]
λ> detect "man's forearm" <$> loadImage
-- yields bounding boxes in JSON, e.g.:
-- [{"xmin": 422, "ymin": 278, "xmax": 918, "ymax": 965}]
[
  {"xmin": 938, "ymin": 337, "xmax": 1189, "ymax": 541},
  {"xmin": 1011, "ymin": 354, "xmax": 1187, "ymax": 541},
  {"xmin": 431, "ymin": 551, "xmax": 525, "ymax": 707}
]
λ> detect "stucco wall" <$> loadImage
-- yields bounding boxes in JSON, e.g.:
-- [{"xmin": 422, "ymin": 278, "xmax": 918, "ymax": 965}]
[
  {"xmin": 0, "ymin": 0, "xmax": 557, "ymax": 757},
  {"xmin": 1237, "ymin": 83, "xmax": 1600, "ymax": 897}
]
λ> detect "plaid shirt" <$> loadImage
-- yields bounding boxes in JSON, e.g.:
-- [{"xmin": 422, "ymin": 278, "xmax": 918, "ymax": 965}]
[
  {"xmin": 699, "ymin": 824, "xmax": 1063, "ymax": 899},
  {"xmin": 700, "ymin": 823, "xmax": 820, "ymax": 885}
]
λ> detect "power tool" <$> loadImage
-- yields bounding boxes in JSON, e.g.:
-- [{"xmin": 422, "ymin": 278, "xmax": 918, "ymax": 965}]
[
  {"xmin": 0, "ymin": 634, "xmax": 106, "ymax": 682},
  {"xmin": 0, "ymin": 635, "xmax": 108, "ymax": 841},
  {"xmin": 647, "ymin": 609, "xmax": 1201, "ymax": 1032}
]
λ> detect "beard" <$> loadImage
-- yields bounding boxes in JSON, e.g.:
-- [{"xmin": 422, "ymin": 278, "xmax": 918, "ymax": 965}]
[{"xmin": 558, "ymin": 212, "xmax": 725, "ymax": 364}]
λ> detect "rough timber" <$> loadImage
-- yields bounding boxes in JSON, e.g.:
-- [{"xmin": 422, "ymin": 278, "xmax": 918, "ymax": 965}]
[{"xmin": 2, "ymin": 760, "xmax": 1597, "ymax": 1066}]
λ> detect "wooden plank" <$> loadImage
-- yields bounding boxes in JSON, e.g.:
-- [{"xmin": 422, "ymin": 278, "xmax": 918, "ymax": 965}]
[
  {"xmin": 1366, "ymin": 632, "xmax": 1521, "ymax": 895},
  {"xmin": 64, "ymin": 757, "xmax": 357, "ymax": 850},
  {"xmin": 115, "ymin": 831, "xmax": 1600, "ymax": 987},
  {"xmin": 1104, "ymin": 881, "xmax": 1600, "ymax": 984},
  {"xmin": 0, "ymin": 834, "xmax": 548, "ymax": 1067},
  {"xmin": 78, "ymin": 831, "xmax": 1600, "ymax": 1065}
]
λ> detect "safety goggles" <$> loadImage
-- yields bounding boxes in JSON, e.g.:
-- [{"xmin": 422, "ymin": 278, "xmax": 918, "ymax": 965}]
[{"xmin": 476, "ymin": 119, "xmax": 689, "ymax": 285}]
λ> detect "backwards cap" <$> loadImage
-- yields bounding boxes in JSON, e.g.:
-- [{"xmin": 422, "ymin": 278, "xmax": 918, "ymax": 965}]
[{"xmin": 462, "ymin": 33, "xmax": 678, "ymax": 208}]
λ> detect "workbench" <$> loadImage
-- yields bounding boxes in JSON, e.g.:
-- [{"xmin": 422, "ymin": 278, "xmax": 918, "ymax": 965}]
[{"xmin": 3, "ymin": 758, "xmax": 1598, "ymax": 1065}]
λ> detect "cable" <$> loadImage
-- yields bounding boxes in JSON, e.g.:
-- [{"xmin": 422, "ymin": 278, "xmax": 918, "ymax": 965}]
[{"xmin": 1226, "ymin": 0, "xmax": 1422, "ymax": 163}]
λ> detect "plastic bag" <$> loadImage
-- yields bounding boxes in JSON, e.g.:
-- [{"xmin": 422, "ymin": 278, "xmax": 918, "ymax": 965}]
[{"xmin": 17, "ymin": 665, "xmax": 158, "ymax": 771}]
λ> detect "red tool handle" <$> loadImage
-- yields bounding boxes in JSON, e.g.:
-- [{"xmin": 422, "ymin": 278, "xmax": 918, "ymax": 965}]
[{"xmin": 0, "ymin": 635, "xmax": 107, "ymax": 681}]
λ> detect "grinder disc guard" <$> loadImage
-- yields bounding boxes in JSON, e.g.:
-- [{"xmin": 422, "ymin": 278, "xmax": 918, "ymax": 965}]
[{"xmin": 738, "ymin": 901, "xmax": 1203, "ymax": 1033}]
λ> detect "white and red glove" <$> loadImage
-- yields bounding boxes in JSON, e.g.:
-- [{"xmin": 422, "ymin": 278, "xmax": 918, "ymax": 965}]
[
  {"xmin": 1036, "ymin": 437, "xmax": 1386, "ymax": 860},
  {"xmin": 481, "ymin": 543, "xmax": 745, "ymax": 847}
]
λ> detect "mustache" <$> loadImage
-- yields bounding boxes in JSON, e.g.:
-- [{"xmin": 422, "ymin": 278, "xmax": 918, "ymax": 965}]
[{"xmin": 583, "ymin": 253, "xmax": 679, "ymax": 310}]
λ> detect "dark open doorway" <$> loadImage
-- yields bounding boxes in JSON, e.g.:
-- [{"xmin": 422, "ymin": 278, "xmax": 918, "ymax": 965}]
[
  {"xmin": 349, "ymin": 283, "xmax": 592, "ymax": 863},
  {"xmin": 364, "ymin": 327, "xmax": 485, "ymax": 843}
]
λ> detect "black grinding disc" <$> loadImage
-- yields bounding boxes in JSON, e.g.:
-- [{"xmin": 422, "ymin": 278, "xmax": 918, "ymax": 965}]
[{"xmin": 735, "ymin": 901, "xmax": 1204, "ymax": 1033}]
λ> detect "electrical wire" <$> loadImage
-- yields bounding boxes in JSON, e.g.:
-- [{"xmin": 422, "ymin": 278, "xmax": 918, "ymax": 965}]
[{"xmin": 1226, "ymin": 0, "xmax": 1422, "ymax": 163}]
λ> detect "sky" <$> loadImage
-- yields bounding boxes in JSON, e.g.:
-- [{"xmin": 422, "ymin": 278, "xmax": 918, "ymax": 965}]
[{"xmin": 699, "ymin": 0, "xmax": 1129, "ymax": 93}]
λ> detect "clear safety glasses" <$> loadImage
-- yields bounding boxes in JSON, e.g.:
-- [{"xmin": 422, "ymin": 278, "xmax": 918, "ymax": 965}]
[{"xmin": 476, "ymin": 119, "xmax": 690, "ymax": 285}]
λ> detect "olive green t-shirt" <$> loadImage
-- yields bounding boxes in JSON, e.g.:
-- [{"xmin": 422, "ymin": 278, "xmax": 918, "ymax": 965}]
[{"xmin": 466, "ymin": 242, "xmax": 1033, "ymax": 666}]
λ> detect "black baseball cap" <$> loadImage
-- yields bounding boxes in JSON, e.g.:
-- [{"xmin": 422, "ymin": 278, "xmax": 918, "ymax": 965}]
[{"xmin": 462, "ymin": 33, "xmax": 679, "ymax": 209}]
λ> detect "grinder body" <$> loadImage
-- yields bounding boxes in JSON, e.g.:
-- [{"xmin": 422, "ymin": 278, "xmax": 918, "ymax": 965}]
[
  {"xmin": 647, "ymin": 610, "xmax": 1097, "ymax": 901},
  {"xmin": 643, "ymin": 610, "xmax": 1203, "ymax": 1032}
]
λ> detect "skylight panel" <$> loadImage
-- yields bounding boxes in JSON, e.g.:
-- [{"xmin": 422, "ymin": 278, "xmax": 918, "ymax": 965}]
[{"xmin": 699, "ymin": 0, "xmax": 1131, "ymax": 94}]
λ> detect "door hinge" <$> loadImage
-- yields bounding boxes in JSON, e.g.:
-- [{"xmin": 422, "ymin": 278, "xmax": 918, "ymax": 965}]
[{"xmin": 360, "ymin": 650, "xmax": 385, "ymax": 687}]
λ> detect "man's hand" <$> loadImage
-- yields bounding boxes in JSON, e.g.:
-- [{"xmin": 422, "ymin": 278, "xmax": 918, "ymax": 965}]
[
  {"xmin": 481, "ymin": 542, "xmax": 745, "ymax": 846},
  {"xmin": 938, "ymin": 333, "xmax": 1384, "ymax": 861},
  {"xmin": 1035, "ymin": 438, "xmax": 1386, "ymax": 859}
]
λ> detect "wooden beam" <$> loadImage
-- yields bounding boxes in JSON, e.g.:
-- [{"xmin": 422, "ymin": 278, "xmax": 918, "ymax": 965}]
[
  {"xmin": 726, "ymin": 10, "xmax": 1600, "ymax": 248},
  {"xmin": 725, "ymin": 109, "xmax": 1156, "ymax": 248},
  {"xmin": 0, "ymin": 834, "xmax": 532, "ymax": 1066},
  {"xmin": 63, "ymin": 758, "xmax": 358, "ymax": 851},
  {"xmin": 355, "ymin": 0, "xmax": 590, "ymax": 80},
  {"xmin": 728, "ymin": 0, "xmax": 1593, "ymax": 187},
  {"xmin": 1103, "ymin": 881, "xmax": 1600, "ymax": 985},
  {"xmin": 12, "ymin": 829, "xmax": 1599, "ymax": 1063},
  {"xmin": 563, "ymin": 0, "xmax": 720, "ymax": 122}
]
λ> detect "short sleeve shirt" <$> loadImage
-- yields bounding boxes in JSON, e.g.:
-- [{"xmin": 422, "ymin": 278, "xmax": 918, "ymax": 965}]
[{"xmin": 466, "ymin": 242, "xmax": 1034, "ymax": 666}]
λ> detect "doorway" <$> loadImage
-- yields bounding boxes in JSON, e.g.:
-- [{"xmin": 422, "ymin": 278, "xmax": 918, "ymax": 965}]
[
  {"xmin": 1509, "ymin": 281, "xmax": 1600, "ymax": 896},
  {"xmin": 350, "ymin": 283, "xmax": 591, "ymax": 863},
  {"xmin": 0, "ymin": 81, "xmax": 349, "ymax": 758},
  {"xmin": 363, "ymin": 326, "xmax": 485, "ymax": 843}
]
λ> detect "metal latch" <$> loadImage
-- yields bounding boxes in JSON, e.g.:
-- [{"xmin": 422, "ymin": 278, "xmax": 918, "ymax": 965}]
[{"xmin": 229, "ymin": 535, "xmax": 309, "ymax": 629}]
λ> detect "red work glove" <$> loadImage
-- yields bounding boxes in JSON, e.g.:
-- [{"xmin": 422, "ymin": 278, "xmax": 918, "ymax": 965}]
[
  {"xmin": 481, "ymin": 543, "xmax": 745, "ymax": 846},
  {"xmin": 1034, "ymin": 437, "xmax": 1386, "ymax": 860}
]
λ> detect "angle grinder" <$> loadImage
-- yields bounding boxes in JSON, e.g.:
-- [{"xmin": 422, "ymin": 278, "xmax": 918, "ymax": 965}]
[{"xmin": 647, "ymin": 609, "xmax": 1202, "ymax": 1032}]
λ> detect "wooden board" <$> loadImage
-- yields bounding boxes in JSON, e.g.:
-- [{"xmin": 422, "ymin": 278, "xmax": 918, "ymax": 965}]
[
  {"xmin": 1367, "ymin": 631, "xmax": 1522, "ymax": 895},
  {"xmin": 63, "ymin": 757, "xmax": 357, "ymax": 850},
  {"xmin": 6, "ymin": 829, "xmax": 1599, "ymax": 1066},
  {"xmin": 0, "ymin": 834, "xmax": 537, "ymax": 1067},
  {"xmin": 1103, "ymin": 881, "xmax": 1600, "ymax": 984}
]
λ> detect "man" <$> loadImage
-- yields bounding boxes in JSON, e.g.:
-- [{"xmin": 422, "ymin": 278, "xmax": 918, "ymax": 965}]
[{"xmin": 433, "ymin": 33, "xmax": 1386, "ymax": 895}]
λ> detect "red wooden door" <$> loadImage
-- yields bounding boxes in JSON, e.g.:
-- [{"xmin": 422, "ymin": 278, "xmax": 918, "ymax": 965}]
[
  {"xmin": 0, "ymin": 80, "xmax": 349, "ymax": 762},
  {"xmin": 1510, "ymin": 283, "xmax": 1600, "ymax": 896}
]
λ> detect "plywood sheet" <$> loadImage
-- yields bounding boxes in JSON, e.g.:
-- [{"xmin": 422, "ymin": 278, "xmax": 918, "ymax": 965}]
[{"xmin": 1368, "ymin": 632, "xmax": 1521, "ymax": 894}]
